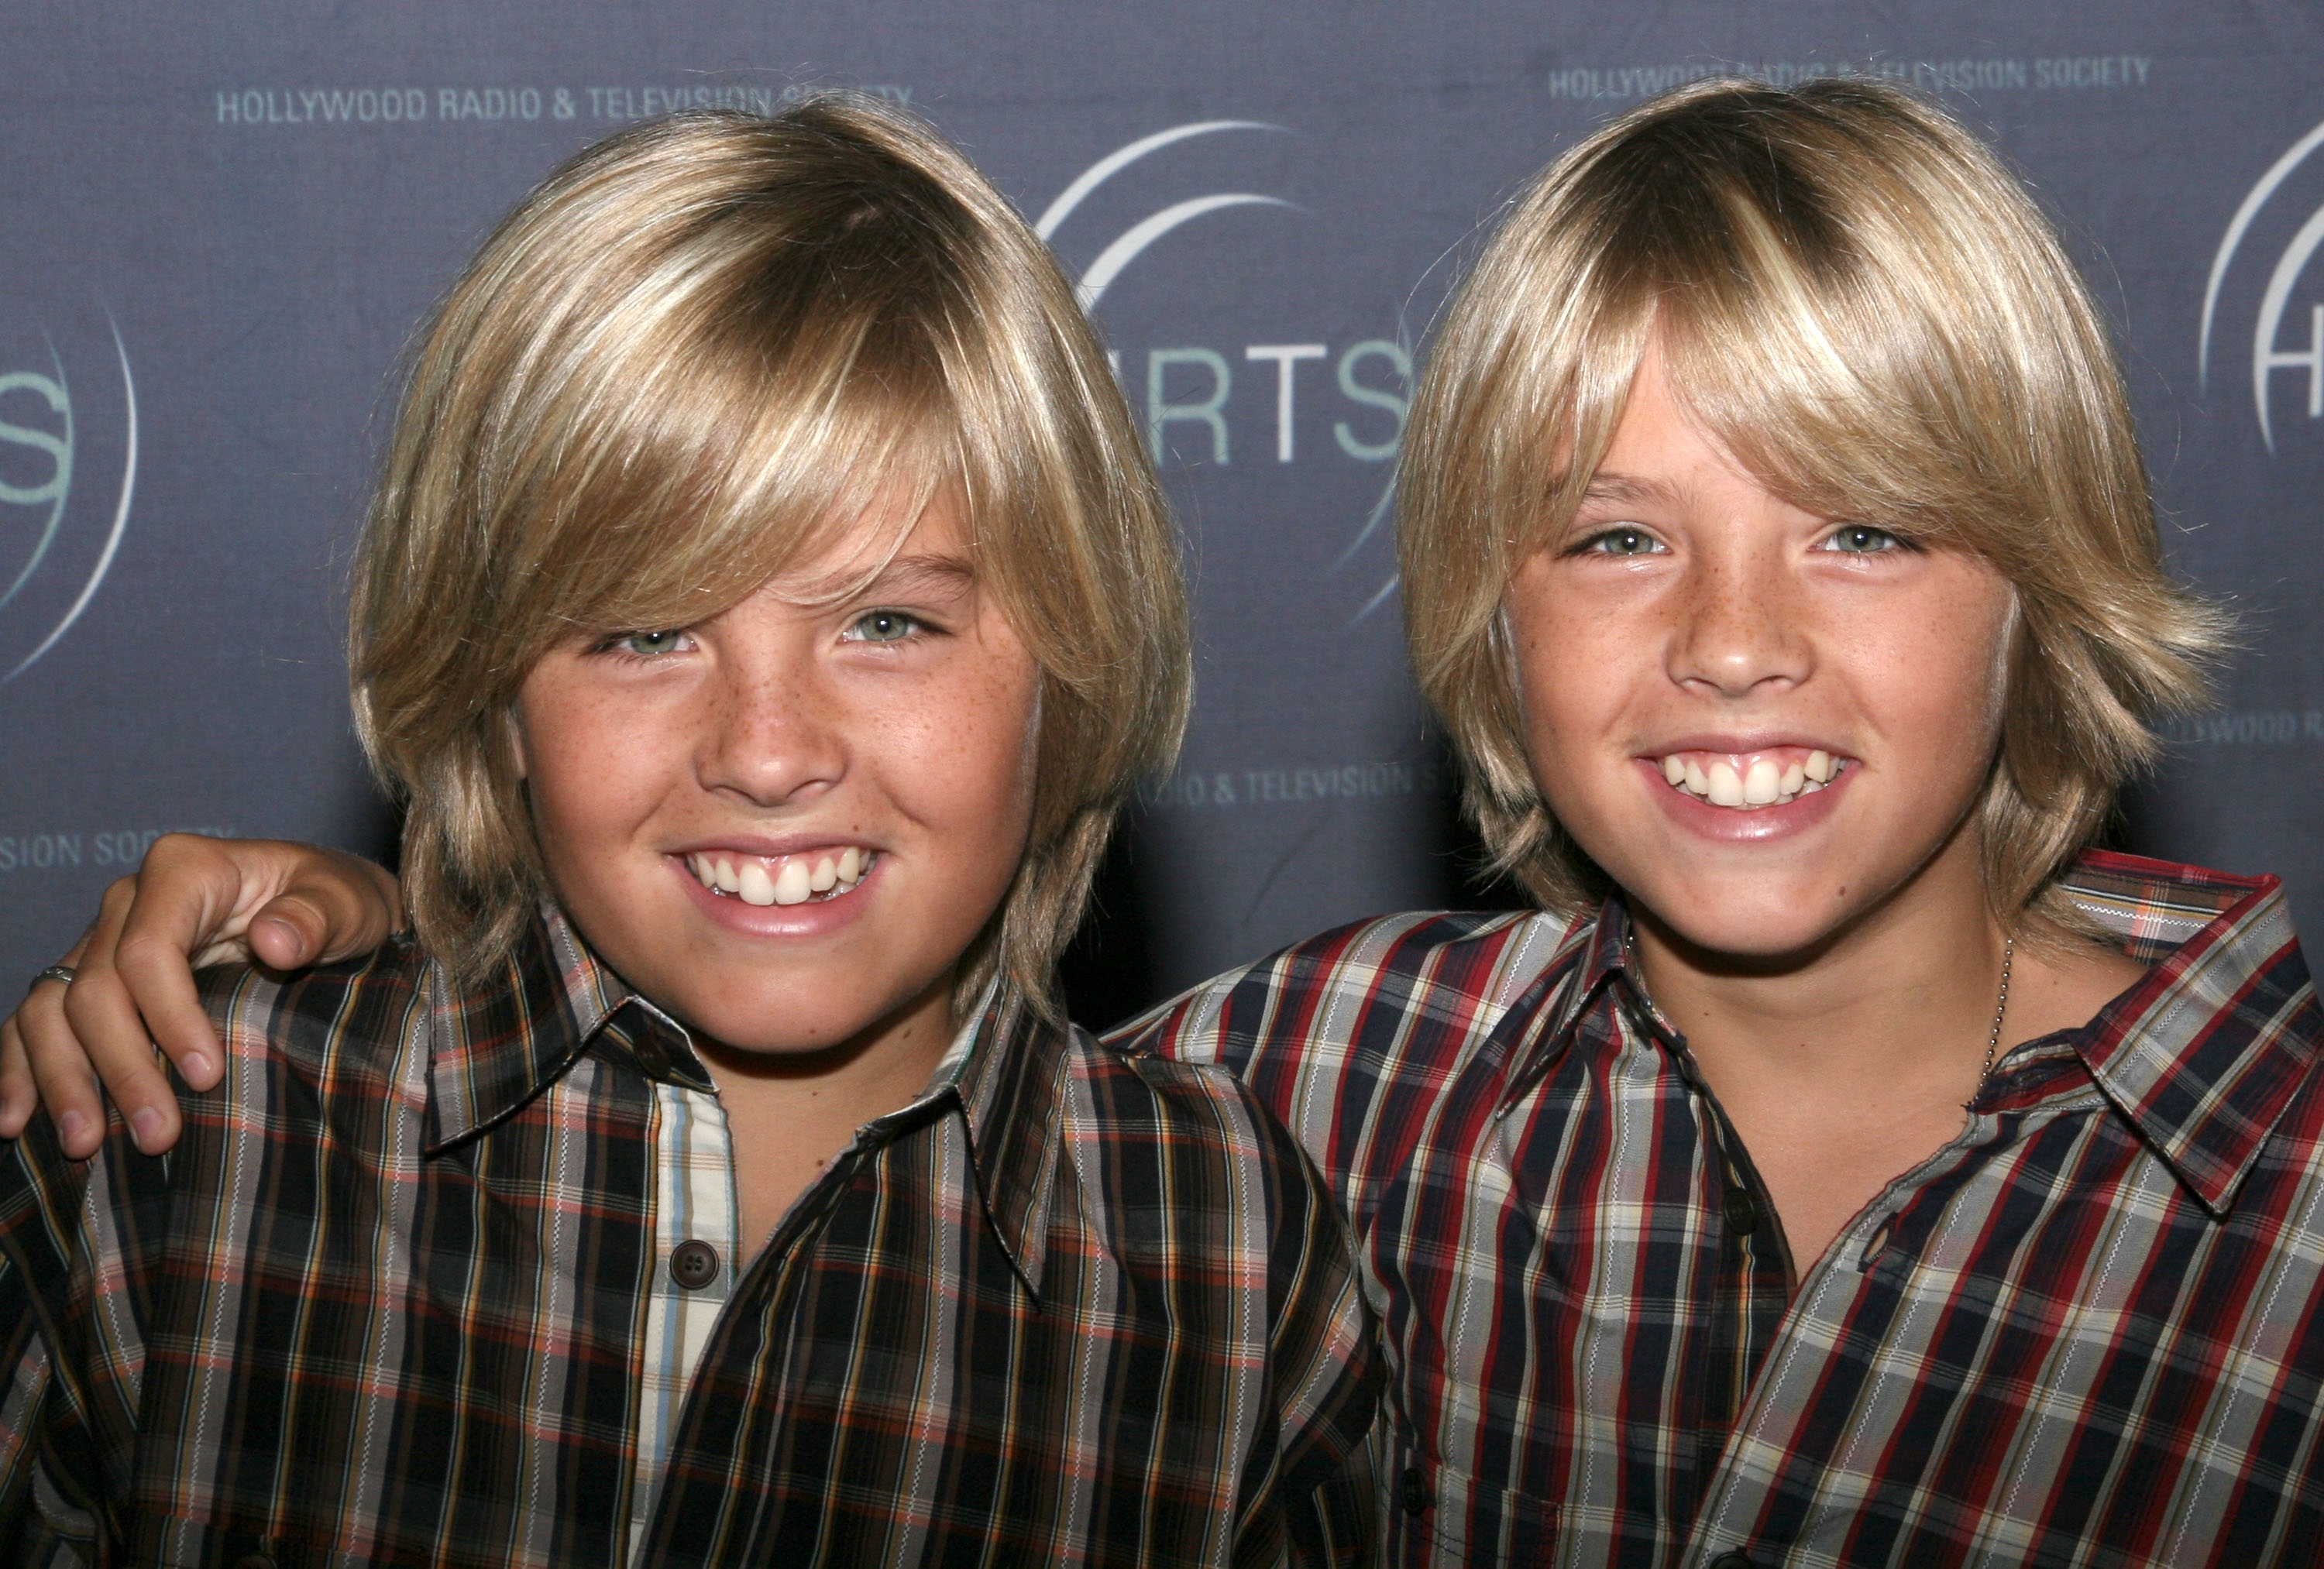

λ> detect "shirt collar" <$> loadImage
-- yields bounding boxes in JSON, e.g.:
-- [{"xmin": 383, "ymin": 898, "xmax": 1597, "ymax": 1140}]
[
  {"xmin": 420, "ymin": 905, "xmax": 642, "ymax": 1154},
  {"xmin": 1488, "ymin": 905, "xmax": 1627, "ymax": 1110},
  {"xmin": 418, "ymin": 906, "xmax": 1073, "ymax": 1286},
  {"xmin": 1520, "ymin": 855, "xmax": 2320, "ymax": 1219},
  {"xmin": 946, "ymin": 989, "xmax": 1071, "ymax": 1305},
  {"xmin": 2016, "ymin": 851, "xmax": 2321, "ymax": 1217}
]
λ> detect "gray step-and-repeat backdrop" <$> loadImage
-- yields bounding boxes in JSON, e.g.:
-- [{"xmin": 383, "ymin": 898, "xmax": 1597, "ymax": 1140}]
[{"xmin": 2, "ymin": 4, "xmax": 2319, "ymax": 1025}]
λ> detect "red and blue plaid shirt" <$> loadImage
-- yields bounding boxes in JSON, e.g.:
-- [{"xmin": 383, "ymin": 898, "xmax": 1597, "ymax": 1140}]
[
  {"xmin": 0, "ymin": 908, "xmax": 1377, "ymax": 1567},
  {"xmin": 1114, "ymin": 853, "xmax": 2324, "ymax": 1567}
]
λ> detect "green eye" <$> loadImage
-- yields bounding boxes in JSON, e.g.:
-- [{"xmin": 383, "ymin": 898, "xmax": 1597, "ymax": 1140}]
[
  {"xmin": 614, "ymin": 629, "xmax": 689, "ymax": 657},
  {"xmin": 1587, "ymin": 527, "xmax": 1661, "ymax": 556},
  {"xmin": 1823, "ymin": 524, "xmax": 1902, "ymax": 554},
  {"xmin": 845, "ymin": 610, "xmax": 922, "ymax": 644}
]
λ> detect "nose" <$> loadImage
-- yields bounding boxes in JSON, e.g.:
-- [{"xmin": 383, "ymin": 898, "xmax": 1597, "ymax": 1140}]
[
  {"xmin": 696, "ymin": 641, "xmax": 847, "ymax": 809},
  {"xmin": 1666, "ymin": 535, "xmax": 1811, "ymax": 700}
]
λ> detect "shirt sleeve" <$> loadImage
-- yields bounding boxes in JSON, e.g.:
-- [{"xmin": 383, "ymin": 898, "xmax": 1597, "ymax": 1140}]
[{"xmin": 0, "ymin": 1115, "xmax": 114, "ymax": 1567}]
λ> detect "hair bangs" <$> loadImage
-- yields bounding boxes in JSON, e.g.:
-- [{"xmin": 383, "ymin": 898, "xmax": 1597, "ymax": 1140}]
[{"xmin": 516, "ymin": 239, "xmax": 966, "ymax": 657}]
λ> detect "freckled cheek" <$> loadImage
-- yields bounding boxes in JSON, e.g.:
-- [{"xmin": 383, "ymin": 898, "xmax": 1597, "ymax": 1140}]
[
  {"xmin": 517, "ymin": 690, "xmax": 685, "ymax": 867},
  {"xmin": 1515, "ymin": 602, "xmax": 1644, "ymax": 761},
  {"xmin": 865, "ymin": 669, "xmax": 1040, "ymax": 847}
]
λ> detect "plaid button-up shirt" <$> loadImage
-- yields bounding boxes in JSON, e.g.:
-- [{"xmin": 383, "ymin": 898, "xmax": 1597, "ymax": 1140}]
[
  {"xmin": 1115, "ymin": 853, "xmax": 2324, "ymax": 1567},
  {"xmin": 0, "ymin": 909, "xmax": 1377, "ymax": 1567}
]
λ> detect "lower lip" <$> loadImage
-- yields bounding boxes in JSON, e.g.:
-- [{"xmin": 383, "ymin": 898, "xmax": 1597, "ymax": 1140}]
[
  {"xmin": 666, "ymin": 855, "xmax": 881, "ymax": 936},
  {"xmin": 1637, "ymin": 759, "xmax": 1851, "ymax": 842}
]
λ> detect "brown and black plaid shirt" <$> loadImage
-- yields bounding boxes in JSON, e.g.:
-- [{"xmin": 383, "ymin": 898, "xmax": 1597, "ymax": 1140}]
[{"xmin": 0, "ymin": 908, "xmax": 1378, "ymax": 1567}]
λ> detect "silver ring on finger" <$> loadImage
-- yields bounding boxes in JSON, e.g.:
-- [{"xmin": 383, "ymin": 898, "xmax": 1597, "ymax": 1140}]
[{"xmin": 27, "ymin": 964, "xmax": 77, "ymax": 996}]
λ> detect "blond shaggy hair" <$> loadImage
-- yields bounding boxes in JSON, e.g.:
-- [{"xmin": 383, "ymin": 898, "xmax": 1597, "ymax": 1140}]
[
  {"xmin": 1400, "ymin": 77, "xmax": 2226, "ymax": 929},
  {"xmin": 351, "ymin": 99, "xmax": 1188, "ymax": 1012}
]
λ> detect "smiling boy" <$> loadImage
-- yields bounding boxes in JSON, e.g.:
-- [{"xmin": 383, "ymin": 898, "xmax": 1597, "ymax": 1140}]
[
  {"xmin": 15, "ymin": 78, "xmax": 2324, "ymax": 1567},
  {"xmin": 0, "ymin": 101, "xmax": 1377, "ymax": 1566}
]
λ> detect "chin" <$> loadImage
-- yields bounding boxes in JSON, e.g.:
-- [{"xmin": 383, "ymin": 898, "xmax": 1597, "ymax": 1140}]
[
  {"xmin": 656, "ymin": 979, "xmax": 885, "ymax": 1056},
  {"xmin": 1626, "ymin": 872, "xmax": 1849, "ymax": 963}
]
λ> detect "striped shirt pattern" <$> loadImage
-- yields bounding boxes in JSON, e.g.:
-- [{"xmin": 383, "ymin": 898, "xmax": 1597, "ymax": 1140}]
[
  {"xmin": 1113, "ymin": 853, "xmax": 2324, "ymax": 1567},
  {"xmin": 629, "ymin": 1055, "xmax": 742, "ymax": 1567},
  {"xmin": 0, "ymin": 908, "xmax": 1377, "ymax": 1567}
]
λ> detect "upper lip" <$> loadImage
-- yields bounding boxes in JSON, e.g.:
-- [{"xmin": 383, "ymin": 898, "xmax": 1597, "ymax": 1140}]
[
  {"xmin": 668, "ymin": 834, "xmax": 880, "ymax": 859},
  {"xmin": 1638, "ymin": 732, "xmax": 1852, "ymax": 757}
]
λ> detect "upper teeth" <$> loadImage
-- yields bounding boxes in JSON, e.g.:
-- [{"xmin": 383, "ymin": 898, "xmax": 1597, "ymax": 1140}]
[
  {"xmin": 1660, "ymin": 749, "xmax": 1838, "ymax": 810},
  {"xmin": 686, "ymin": 846, "xmax": 871, "ymax": 906}
]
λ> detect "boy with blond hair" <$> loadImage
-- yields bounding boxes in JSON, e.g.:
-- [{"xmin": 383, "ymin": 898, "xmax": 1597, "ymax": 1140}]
[{"xmin": 0, "ymin": 99, "xmax": 1375, "ymax": 1566}]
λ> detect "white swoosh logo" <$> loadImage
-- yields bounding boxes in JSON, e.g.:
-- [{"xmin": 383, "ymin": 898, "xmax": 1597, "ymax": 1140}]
[
  {"xmin": 2201, "ymin": 115, "xmax": 2324, "ymax": 389},
  {"xmin": 1034, "ymin": 120, "xmax": 1279, "ymax": 240},
  {"xmin": 2251, "ymin": 203, "xmax": 2324, "ymax": 452},
  {"xmin": 1037, "ymin": 121, "xmax": 1290, "ymax": 309},
  {"xmin": 1075, "ymin": 194, "xmax": 1291, "ymax": 309},
  {"xmin": 5, "ymin": 317, "xmax": 135, "ymax": 685}
]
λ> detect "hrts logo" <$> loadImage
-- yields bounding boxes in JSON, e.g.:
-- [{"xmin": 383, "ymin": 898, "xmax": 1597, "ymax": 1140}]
[{"xmin": 1035, "ymin": 122, "xmax": 1408, "ymax": 618}]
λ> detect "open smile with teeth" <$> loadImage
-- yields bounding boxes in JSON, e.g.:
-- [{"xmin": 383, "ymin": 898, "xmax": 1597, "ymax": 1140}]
[
  {"xmin": 1659, "ymin": 748, "xmax": 1844, "ymax": 810},
  {"xmin": 685, "ymin": 847, "xmax": 875, "ymax": 907}
]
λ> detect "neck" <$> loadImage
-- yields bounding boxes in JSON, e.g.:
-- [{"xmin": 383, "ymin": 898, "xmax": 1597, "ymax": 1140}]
[
  {"xmin": 690, "ymin": 970, "xmax": 961, "ymax": 1255},
  {"xmin": 691, "ymin": 969, "xmax": 960, "ymax": 1120},
  {"xmin": 1628, "ymin": 833, "xmax": 2006, "ymax": 1100}
]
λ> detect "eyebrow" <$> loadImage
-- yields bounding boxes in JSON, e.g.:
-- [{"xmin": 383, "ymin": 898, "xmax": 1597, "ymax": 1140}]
[
  {"xmin": 1576, "ymin": 472, "xmax": 1683, "ymax": 508},
  {"xmin": 789, "ymin": 551, "xmax": 978, "ymax": 605}
]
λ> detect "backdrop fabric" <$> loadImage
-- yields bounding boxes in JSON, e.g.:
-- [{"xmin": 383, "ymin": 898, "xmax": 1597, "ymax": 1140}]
[{"xmin": 2, "ymin": 3, "xmax": 2316, "ymax": 1021}]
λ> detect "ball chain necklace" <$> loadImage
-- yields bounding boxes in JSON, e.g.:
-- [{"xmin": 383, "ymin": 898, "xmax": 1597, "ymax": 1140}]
[
  {"xmin": 1621, "ymin": 926, "xmax": 2017, "ymax": 1092},
  {"xmin": 1978, "ymin": 935, "xmax": 2016, "ymax": 1092}
]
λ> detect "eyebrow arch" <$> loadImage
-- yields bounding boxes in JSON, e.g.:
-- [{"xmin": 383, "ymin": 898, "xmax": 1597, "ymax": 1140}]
[
  {"xmin": 1576, "ymin": 472, "xmax": 1682, "ymax": 508},
  {"xmin": 792, "ymin": 552, "xmax": 978, "ymax": 605}
]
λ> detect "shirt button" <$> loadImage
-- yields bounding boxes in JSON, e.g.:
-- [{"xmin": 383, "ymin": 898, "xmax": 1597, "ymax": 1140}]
[
  {"xmin": 669, "ymin": 1238, "xmax": 720, "ymax": 1289},
  {"xmin": 1398, "ymin": 1465, "xmax": 1432, "ymax": 1516},
  {"xmin": 1709, "ymin": 1552, "xmax": 1757, "ymax": 1569},
  {"xmin": 632, "ymin": 1035, "xmax": 671, "ymax": 1079},
  {"xmin": 1722, "ymin": 1188, "xmax": 1759, "ymax": 1234}
]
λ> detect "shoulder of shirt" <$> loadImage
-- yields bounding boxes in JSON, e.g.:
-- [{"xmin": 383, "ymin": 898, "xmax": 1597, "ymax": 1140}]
[
  {"xmin": 1063, "ymin": 1017, "xmax": 1274, "ymax": 1117},
  {"xmin": 192, "ymin": 932, "xmax": 432, "ymax": 1076},
  {"xmin": 1104, "ymin": 906, "xmax": 1595, "ymax": 1056},
  {"xmin": 1044, "ymin": 1023, "xmax": 1357, "ymax": 1269},
  {"xmin": 1057, "ymin": 1019, "xmax": 1333, "ymax": 1162}
]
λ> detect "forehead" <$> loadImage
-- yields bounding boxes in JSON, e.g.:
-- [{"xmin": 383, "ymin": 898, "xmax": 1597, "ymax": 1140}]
[
  {"xmin": 749, "ymin": 479, "xmax": 975, "ymax": 603},
  {"xmin": 1578, "ymin": 348, "xmax": 1782, "ymax": 506}
]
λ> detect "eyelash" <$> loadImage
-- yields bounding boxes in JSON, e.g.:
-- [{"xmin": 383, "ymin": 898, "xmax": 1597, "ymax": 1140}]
[
  {"xmin": 594, "ymin": 628, "xmax": 693, "ymax": 663},
  {"xmin": 1567, "ymin": 523, "xmax": 1917, "ymax": 558},
  {"xmin": 589, "ymin": 606, "xmax": 944, "ymax": 664},
  {"xmin": 840, "ymin": 609, "xmax": 931, "ymax": 644},
  {"xmin": 1571, "ymin": 526, "xmax": 1666, "ymax": 558},
  {"xmin": 1815, "ymin": 524, "xmax": 1913, "ymax": 554}
]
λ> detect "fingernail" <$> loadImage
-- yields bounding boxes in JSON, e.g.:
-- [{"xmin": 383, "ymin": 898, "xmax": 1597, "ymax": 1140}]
[
  {"xmin": 185, "ymin": 1050, "xmax": 215, "ymax": 1083},
  {"xmin": 58, "ymin": 1109, "xmax": 90, "ymax": 1148},
  {"xmin": 132, "ymin": 1106, "xmax": 164, "ymax": 1149}
]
